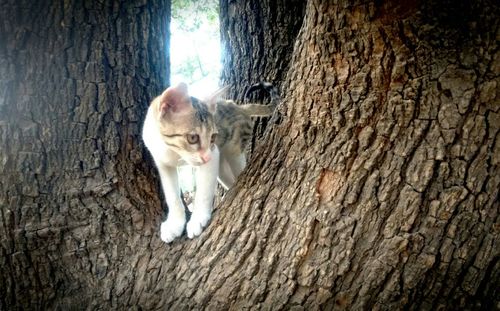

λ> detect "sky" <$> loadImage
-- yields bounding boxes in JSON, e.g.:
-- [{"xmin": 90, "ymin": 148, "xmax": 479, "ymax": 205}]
[{"xmin": 170, "ymin": 9, "xmax": 221, "ymax": 99}]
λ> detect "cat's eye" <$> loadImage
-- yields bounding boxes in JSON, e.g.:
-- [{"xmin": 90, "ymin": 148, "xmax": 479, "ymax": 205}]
[
  {"xmin": 186, "ymin": 134, "xmax": 199, "ymax": 144},
  {"xmin": 210, "ymin": 133, "xmax": 217, "ymax": 144}
]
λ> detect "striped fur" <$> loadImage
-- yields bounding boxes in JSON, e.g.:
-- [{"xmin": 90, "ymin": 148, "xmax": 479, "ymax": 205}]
[{"xmin": 142, "ymin": 82, "xmax": 278, "ymax": 242}]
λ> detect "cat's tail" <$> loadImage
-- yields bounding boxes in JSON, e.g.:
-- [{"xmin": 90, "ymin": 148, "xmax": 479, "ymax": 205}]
[
  {"xmin": 239, "ymin": 82, "xmax": 279, "ymax": 117},
  {"xmin": 238, "ymin": 103, "xmax": 274, "ymax": 117}
]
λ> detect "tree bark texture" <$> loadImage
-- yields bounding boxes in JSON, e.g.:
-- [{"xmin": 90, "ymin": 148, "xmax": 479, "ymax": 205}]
[
  {"xmin": 161, "ymin": 0, "xmax": 499, "ymax": 310},
  {"xmin": 0, "ymin": 0, "xmax": 169, "ymax": 309},
  {"xmin": 1, "ymin": 0, "xmax": 499, "ymax": 310},
  {"xmin": 219, "ymin": 0, "xmax": 306, "ymax": 148},
  {"xmin": 220, "ymin": 0, "xmax": 306, "ymax": 98}
]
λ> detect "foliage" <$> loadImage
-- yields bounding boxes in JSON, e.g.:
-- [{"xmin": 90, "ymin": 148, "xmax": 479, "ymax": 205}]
[
  {"xmin": 172, "ymin": 0, "xmax": 219, "ymax": 32},
  {"xmin": 171, "ymin": 0, "xmax": 220, "ymax": 86}
]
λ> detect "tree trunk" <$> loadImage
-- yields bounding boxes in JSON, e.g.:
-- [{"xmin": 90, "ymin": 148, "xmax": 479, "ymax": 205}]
[
  {"xmin": 219, "ymin": 0, "xmax": 305, "ymax": 98},
  {"xmin": 0, "ymin": 0, "xmax": 170, "ymax": 309},
  {"xmin": 1, "ymin": 0, "xmax": 499, "ymax": 310},
  {"xmin": 161, "ymin": 0, "xmax": 499, "ymax": 310},
  {"xmin": 219, "ymin": 0, "xmax": 306, "ymax": 144}
]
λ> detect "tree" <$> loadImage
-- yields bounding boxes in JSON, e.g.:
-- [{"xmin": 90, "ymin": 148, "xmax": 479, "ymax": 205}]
[
  {"xmin": 208, "ymin": 0, "xmax": 499, "ymax": 309},
  {"xmin": 1, "ymin": 0, "xmax": 499, "ymax": 310},
  {"xmin": 220, "ymin": 0, "xmax": 306, "ymax": 144},
  {"xmin": 0, "ymin": 0, "xmax": 170, "ymax": 308},
  {"xmin": 220, "ymin": 0, "xmax": 306, "ymax": 95}
]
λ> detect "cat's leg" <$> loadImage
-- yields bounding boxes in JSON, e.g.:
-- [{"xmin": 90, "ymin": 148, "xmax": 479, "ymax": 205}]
[
  {"xmin": 217, "ymin": 153, "xmax": 236, "ymax": 190},
  {"xmin": 226, "ymin": 152, "xmax": 247, "ymax": 179},
  {"xmin": 186, "ymin": 146, "xmax": 220, "ymax": 238},
  {"xmin": 157, "ymin": 164, "xmax": 186, "ymax": 243}
]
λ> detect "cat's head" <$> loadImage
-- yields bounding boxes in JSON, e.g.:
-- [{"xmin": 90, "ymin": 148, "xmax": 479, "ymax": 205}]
[{"xmin": 155, "ymin": 83, "xmax": 218, "ymax": 166}]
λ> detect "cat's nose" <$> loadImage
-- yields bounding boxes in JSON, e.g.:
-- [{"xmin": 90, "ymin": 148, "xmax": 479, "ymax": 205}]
[{"xmin": 200, "ymin": 152, "xmax": 211, "ymax": 164}]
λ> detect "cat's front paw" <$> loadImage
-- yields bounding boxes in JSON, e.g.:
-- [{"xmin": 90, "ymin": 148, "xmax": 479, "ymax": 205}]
[
  {"xmin": 186, "ymin": 210, "xmax": 212, "ymax": 239},
  {"xmin": 160, "ymin": 216, "xmax": 186, "ymax": 243}
]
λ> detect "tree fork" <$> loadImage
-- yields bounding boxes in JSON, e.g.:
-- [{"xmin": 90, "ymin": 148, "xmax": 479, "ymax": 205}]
[
  {"xmin": 177, "ymin": 0, "xmax": 499, "ymax": 309},
  {"xmin": 0, "ymin": 0, "xmax": 498, "ymax": 309}
]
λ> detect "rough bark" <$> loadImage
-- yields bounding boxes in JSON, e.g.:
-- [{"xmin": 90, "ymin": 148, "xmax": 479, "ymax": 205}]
[
  {"xmin": 220, "ymin": 0, "xmax": 306, "ymax": 98},
  {"xmin": 1, "ymin": 0, "xmax": 499, "ymax": 310},
  {"xmin": 219, "ymin": 0, "xmax": 306, "ymax": 149},
  {"xmin": 161, "ymin": 0, "xmax": 499, "ymax": 310},
  {"xmin": 0, "ymin": 0, "xmax": 169, "ymax": 309}
]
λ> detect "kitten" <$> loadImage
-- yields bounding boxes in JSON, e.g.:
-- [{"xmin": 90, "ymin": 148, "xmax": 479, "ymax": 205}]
[{"xmin": 142, "ymin": 82, "xmax": 277, "ymax": 243}]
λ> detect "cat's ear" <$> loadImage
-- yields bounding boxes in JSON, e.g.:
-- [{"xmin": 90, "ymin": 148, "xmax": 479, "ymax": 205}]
[
  {"xmin": 159, "ymin": 82, "xmax": 190, "ymax": 117},
  {"xmin": 204, "ymin": 85, "xmax": 229, "ymax": 114}
]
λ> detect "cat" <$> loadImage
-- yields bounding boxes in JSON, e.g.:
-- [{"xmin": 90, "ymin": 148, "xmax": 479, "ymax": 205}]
[{"xmin": 142, "ymin": 82, "xmax": 278, "ymax": 243}]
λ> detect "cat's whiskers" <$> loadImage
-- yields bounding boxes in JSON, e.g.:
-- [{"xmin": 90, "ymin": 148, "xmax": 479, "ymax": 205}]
[{"xmin": 143, "ymin": 81, "xmax": 278, "ymax": 243}]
